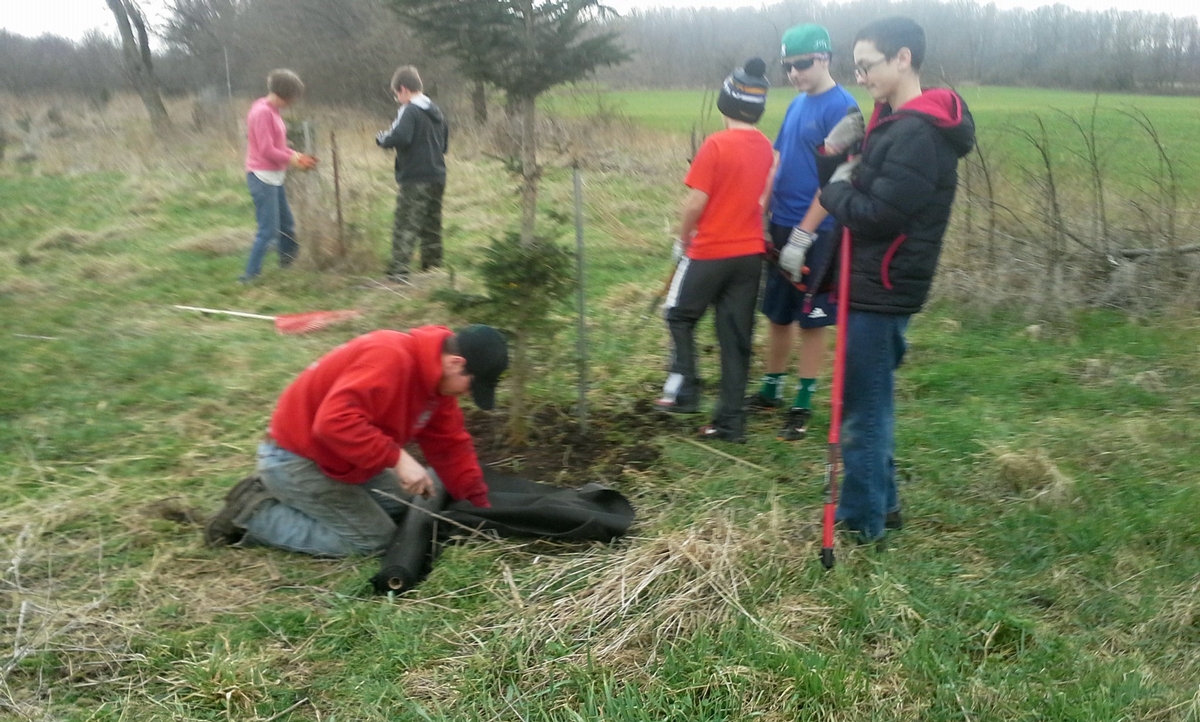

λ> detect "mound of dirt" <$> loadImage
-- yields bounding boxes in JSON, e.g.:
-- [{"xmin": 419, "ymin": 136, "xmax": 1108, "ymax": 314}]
[{"xmin": 462, "ymin": 400, "xmax": 685, "ymax": 485}]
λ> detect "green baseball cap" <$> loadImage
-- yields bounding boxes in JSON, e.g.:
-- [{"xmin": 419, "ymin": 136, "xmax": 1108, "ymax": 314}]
[{"xmin": 781, "ymin": 24, "xmax": 832, "ymax": 59}]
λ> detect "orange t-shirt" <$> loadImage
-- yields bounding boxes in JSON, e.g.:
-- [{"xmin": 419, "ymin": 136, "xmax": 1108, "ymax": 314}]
[{"xmin": 683, "ymin": 128, "xmax": 774, "ymax": 260}]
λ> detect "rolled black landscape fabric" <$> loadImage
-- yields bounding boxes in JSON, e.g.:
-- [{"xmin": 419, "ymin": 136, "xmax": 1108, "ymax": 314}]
[
  {"xmin": 370, "ymin": 479, "xmax": 448, "ymax": 594},
  {"xmin": 440, "ymin": 470, "xmax": 635, "ymax": 543},
  {"xmin": 370, "ymin": 470, "xmax": 635, "ymax": 594}
]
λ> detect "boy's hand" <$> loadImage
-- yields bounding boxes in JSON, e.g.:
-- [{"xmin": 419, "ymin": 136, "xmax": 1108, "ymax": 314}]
[
  {"xmin": 778, "ymin": 228, "xmax": 815, "ymax": 282},
  {"xmin": 672, "ymin": 238, "xmax": 686, "ymax": 265},
  {"xmin": 824, "ymin": 108, "xmax": 865, "ymax": 155},
  {"xmin": 375, "ymin": 130, "xmax": 389, "ymax": 146},
  {"xmin": 829, "ymin": 157, "xmax": 860, "ymax": 185},
  {"xmin": 395, "ymin": 451, "xmax": 434, "ymax": 499}
]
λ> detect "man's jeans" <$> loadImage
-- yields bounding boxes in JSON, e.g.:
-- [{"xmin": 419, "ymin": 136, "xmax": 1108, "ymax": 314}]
[
  {"xmin": 243, "ymin": 173, "xmax": 298, "ymax": 280},
  {"xmin": 242, "ymin": 442, "xmax": 425, "ymax": 557},
  {"xmin": 837, "ymin": 310, "xmax": 909, "ymax": 541}
]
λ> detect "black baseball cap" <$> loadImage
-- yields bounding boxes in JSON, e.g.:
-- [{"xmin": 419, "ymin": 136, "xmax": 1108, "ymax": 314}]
[{"xmin": 455, "ymin": 325, "xmax": 508, "ymax": 410}]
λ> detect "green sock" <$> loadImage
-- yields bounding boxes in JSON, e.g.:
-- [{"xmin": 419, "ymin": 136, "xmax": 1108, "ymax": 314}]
[
  {"xmin": 759, "ymin": 373, "xmax": 786, "ymax": 401},
  {"xmin": 794, "ymin": 378, "xmax": 817, "ymax": 409}
]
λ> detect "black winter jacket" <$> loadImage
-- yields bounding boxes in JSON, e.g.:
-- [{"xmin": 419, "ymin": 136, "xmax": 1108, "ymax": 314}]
[
  {"xmin": 377, "ymin": 94, "xmax": 449, "ymax": 185},
  {"xmin": 820, "ymin": 88, "xmax": 975, "ymax": 315}
]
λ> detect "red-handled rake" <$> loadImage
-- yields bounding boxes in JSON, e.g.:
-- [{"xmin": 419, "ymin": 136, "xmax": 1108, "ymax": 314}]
[
  {"xmin": 172, "ymin": 305, "xmax": 361, "ymax": 334},
  {"xmin": 821, "ymin": 227, "xmax": 852, "ymax": 570}
]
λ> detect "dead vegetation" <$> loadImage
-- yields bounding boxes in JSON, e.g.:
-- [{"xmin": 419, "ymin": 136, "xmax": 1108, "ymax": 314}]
[
  {"xmin": 987, "ymin": 445, "xmax": 1077, "ymax": 506},
  {"xmin": 938, "ymin": 108, "xmax": 1200, "ymax": 317},
  {"xmin": 426, "ymin": 508, "xmax": 859, "ymax": 716},
  {"xmin": 0, "ymin": 466, "xmax": 356, "ymax": 718},
  {"xmin": 172, "ymin": 226, "xmax": 253, "ymax": 257}
]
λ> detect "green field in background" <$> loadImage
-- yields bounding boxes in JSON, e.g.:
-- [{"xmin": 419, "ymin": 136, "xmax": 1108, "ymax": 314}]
[{"xmin": 547, "ymin": 86, "xmax": 1200, "ymax": 194}]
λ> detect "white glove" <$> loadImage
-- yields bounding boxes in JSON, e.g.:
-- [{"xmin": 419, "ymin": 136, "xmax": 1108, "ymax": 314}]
[
  {"xmin": 823, "ymin": 108, "xmax": 865, "ymax": 155},
  {"xmin": 778, "ymin": 227, "xmax": 815, "ymax": 282},
  {"xmin": 672, "ymin": 238, "xmax": 685, "ymax": 264},
  {"xmin": 830, "ymin": 157, "xmax": 860, "ymax": 185},
  {"xmin": 375, "ymin": 130, "xmax": 389, "ymax": 146}
]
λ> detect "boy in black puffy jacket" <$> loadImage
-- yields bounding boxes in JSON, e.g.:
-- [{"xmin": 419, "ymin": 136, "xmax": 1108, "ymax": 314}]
[{"xmin": 819, "ymin": 17, "xmax": 975, "ymax": 543}]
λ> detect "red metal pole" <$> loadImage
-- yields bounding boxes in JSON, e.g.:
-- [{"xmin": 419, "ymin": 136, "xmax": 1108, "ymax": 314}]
[{"xmin": 821, "ymin": 226, "xmax": 852, "ymax": 569}]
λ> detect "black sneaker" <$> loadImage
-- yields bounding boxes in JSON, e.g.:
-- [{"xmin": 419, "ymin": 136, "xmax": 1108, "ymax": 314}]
[
  {"xmin": 833, "ymin": 520, "xmax": 886, "ymax": 550},
  {"xmin": 777, "ymin": 407, "xmax": 812, "ymax": 441},
  {"xmin": 744, "ymin": 393, "xmax": 783, "ymax": 412},
  {"xmin": 698, "ymin": 424, "xmax": 746, "ymax": 444},
  {"xmin": 885, "ymin": 509, "xmax": 903, "ymax": 530},
  {"xmin": 204, "ymin": 475, "xmax": 272, "ymax": 547}
]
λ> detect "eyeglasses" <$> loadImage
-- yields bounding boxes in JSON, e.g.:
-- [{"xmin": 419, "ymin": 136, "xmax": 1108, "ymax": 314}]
[
  {"xmin": 781, "ymin": 57, "xmax": 818, "ymax": 73},
  {"xmin": 853, "ymin": 57, "xmax": 888, "ymax": 78}
]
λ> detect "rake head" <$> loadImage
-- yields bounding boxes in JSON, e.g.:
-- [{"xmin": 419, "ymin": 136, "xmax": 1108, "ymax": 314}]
[{"xmin": 273, "ymin": 310, "xmax": 361, "ymax": 334}]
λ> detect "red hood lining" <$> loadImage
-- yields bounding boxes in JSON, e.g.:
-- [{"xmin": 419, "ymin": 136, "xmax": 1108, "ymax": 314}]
[{"xmin": 864, "ymin": 88, "xmax": 965, "ymax": 143}]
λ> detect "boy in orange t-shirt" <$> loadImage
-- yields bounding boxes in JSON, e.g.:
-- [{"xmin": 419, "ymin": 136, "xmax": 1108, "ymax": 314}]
[{"xmin": 656, "ymin": 58, "xmax": 776, "ymax": 443}]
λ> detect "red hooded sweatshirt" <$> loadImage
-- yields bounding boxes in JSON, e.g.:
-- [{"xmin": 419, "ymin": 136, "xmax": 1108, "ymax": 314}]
[{"xmin": 268, "ymin": 325, "xmax": 489, "ymax": 507}]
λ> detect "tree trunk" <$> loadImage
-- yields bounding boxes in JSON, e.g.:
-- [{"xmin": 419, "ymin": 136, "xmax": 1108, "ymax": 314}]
[
  {"xmin": 508, "ymin": 327, "xmax": 529, "ymax": 445},
  {"xmin": 506, "ymin": 93, "xmax": 540, "ymax": 446},
  {"xmin": 472, "ymin": 79, "xmax": 488, "ymax": 124},
  {"xmin": 105, "ymin": 0, "xmax": 170, "ymax": 133},
  {"xmin": 504, "ymin": 0, "xmax": 542, "ymax": 446},
  {"xmin": 518, "ymin": 93, "xmax": 538, "ymax": 249}
]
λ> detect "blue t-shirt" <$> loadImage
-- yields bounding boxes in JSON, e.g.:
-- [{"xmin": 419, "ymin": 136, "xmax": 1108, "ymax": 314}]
[{"xmin": 769, "ymin": 84, "xmax": 859, "ymax": 229}]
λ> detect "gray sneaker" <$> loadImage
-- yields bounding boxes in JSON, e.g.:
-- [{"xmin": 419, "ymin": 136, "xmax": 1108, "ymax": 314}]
[{"xmin": 204, "ymin": 475, "xmax": 272, "ymax": 547}]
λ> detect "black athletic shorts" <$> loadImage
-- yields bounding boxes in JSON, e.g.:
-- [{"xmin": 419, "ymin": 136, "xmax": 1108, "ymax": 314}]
[{"xmin": 761, "ymin": 222, "xmax": 837, "ymax": 328}]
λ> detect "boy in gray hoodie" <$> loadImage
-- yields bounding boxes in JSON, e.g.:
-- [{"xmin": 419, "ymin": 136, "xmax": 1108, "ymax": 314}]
[{"xmin": 377, "ymin": 66, "xmax": 450, "ymax": 279}]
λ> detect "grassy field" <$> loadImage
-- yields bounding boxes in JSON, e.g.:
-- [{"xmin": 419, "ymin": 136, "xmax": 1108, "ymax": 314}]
[
  {"xmin": 548, "ymin": 85, "xmax": 1200, "ymax": 196},
  {"xmin": 2, "ymin": 93, "xmax": 1200, "ymax": 720}
]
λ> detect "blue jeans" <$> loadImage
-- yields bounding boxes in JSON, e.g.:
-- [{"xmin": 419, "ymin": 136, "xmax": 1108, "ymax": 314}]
[
  {"xmin": 243, "ymin": 173, "xmax": 297, "ymax": 280},
  {"xmin": 242, "ymin": 442, "xmax": 429, "ymax": 557},
  {"xmin": 837, "ymin": 311, "xmax": 909, "ymax": 541}
]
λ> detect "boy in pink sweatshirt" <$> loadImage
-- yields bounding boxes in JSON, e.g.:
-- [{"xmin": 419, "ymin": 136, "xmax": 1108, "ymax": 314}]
[{"xmin": 241, "ymin": 69, "xmax": 317, "ymax": 283}]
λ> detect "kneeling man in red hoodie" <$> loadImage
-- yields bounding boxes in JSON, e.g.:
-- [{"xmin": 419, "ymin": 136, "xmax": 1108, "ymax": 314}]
[{"xmin": 206, "ymin": 324, "xmax": 507, "ymax": 556}]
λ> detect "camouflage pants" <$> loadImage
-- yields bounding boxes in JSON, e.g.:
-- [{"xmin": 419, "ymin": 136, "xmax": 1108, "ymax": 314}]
[{"xmin": 389, "ymin": 181, "xmax": 445, "ymax": 275}]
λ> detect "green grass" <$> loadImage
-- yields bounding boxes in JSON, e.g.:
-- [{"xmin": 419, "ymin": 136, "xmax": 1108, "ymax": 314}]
[
  {"xmin": 2, "ymin": 104, "xmax": 1199, "ymax": 721},
  {"xmin": 548, "ymin": 85, "xmax": 1200, "ymax": 196}
]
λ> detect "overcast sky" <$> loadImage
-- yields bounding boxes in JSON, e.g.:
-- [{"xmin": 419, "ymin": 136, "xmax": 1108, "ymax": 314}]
[{"xmin": 1, "ymin": 0, "xmax": 1194, "ymax": 42}]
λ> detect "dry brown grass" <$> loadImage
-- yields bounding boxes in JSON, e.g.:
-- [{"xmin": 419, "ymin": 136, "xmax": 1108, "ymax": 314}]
[
  {"xmin": 172, "ymin": 226, "xmax": 253, "ymax": 257},
  {"xmin": 1, "ymin": 90, "xmax": 687, "ymax": 294},
  {"xmin": 0, "ymin": 462, "xmax": 358, "ymax": 718},
  {"xmin": 26, "ymin": 221, "xmax": 153, "ymax": 254},
  {"xmin": 933, "ymin": 153, "xmax": 1200, "ymax": 316},
  {"xmin": 0, "ymin": 274, "xmax": 49, "ymax": 298},
  {"xmin": 381, "ymin": 500, "xmax": 946, "ymax": 720},
  {"xmin": 986, "ymin": 445, "xmax": 1077, "ymax": 505},
  {"xmin": 438, "ymin": 510, "xmax": 808, "ymax": 668}
]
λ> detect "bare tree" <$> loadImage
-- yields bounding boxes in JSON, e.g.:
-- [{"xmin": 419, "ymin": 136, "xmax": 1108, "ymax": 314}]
[
  {"xmin": 163, "ymin": 0, "xmax": 239, "ymax": 88},
  {"xmin": 104, "ymin": 0, "xmax": 170, "ymax": 131}
]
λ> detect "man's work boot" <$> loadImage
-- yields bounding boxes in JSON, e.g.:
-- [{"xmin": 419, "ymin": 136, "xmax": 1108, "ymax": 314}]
[{"xmin": 204, "ymin": 475, "xmax": 273, "ymax": 547}]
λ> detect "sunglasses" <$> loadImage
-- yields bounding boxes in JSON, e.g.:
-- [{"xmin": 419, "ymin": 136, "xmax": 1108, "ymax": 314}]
[{"xmin": 781, "ymin": 57, "xmax": 818, "ymax": 73}]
